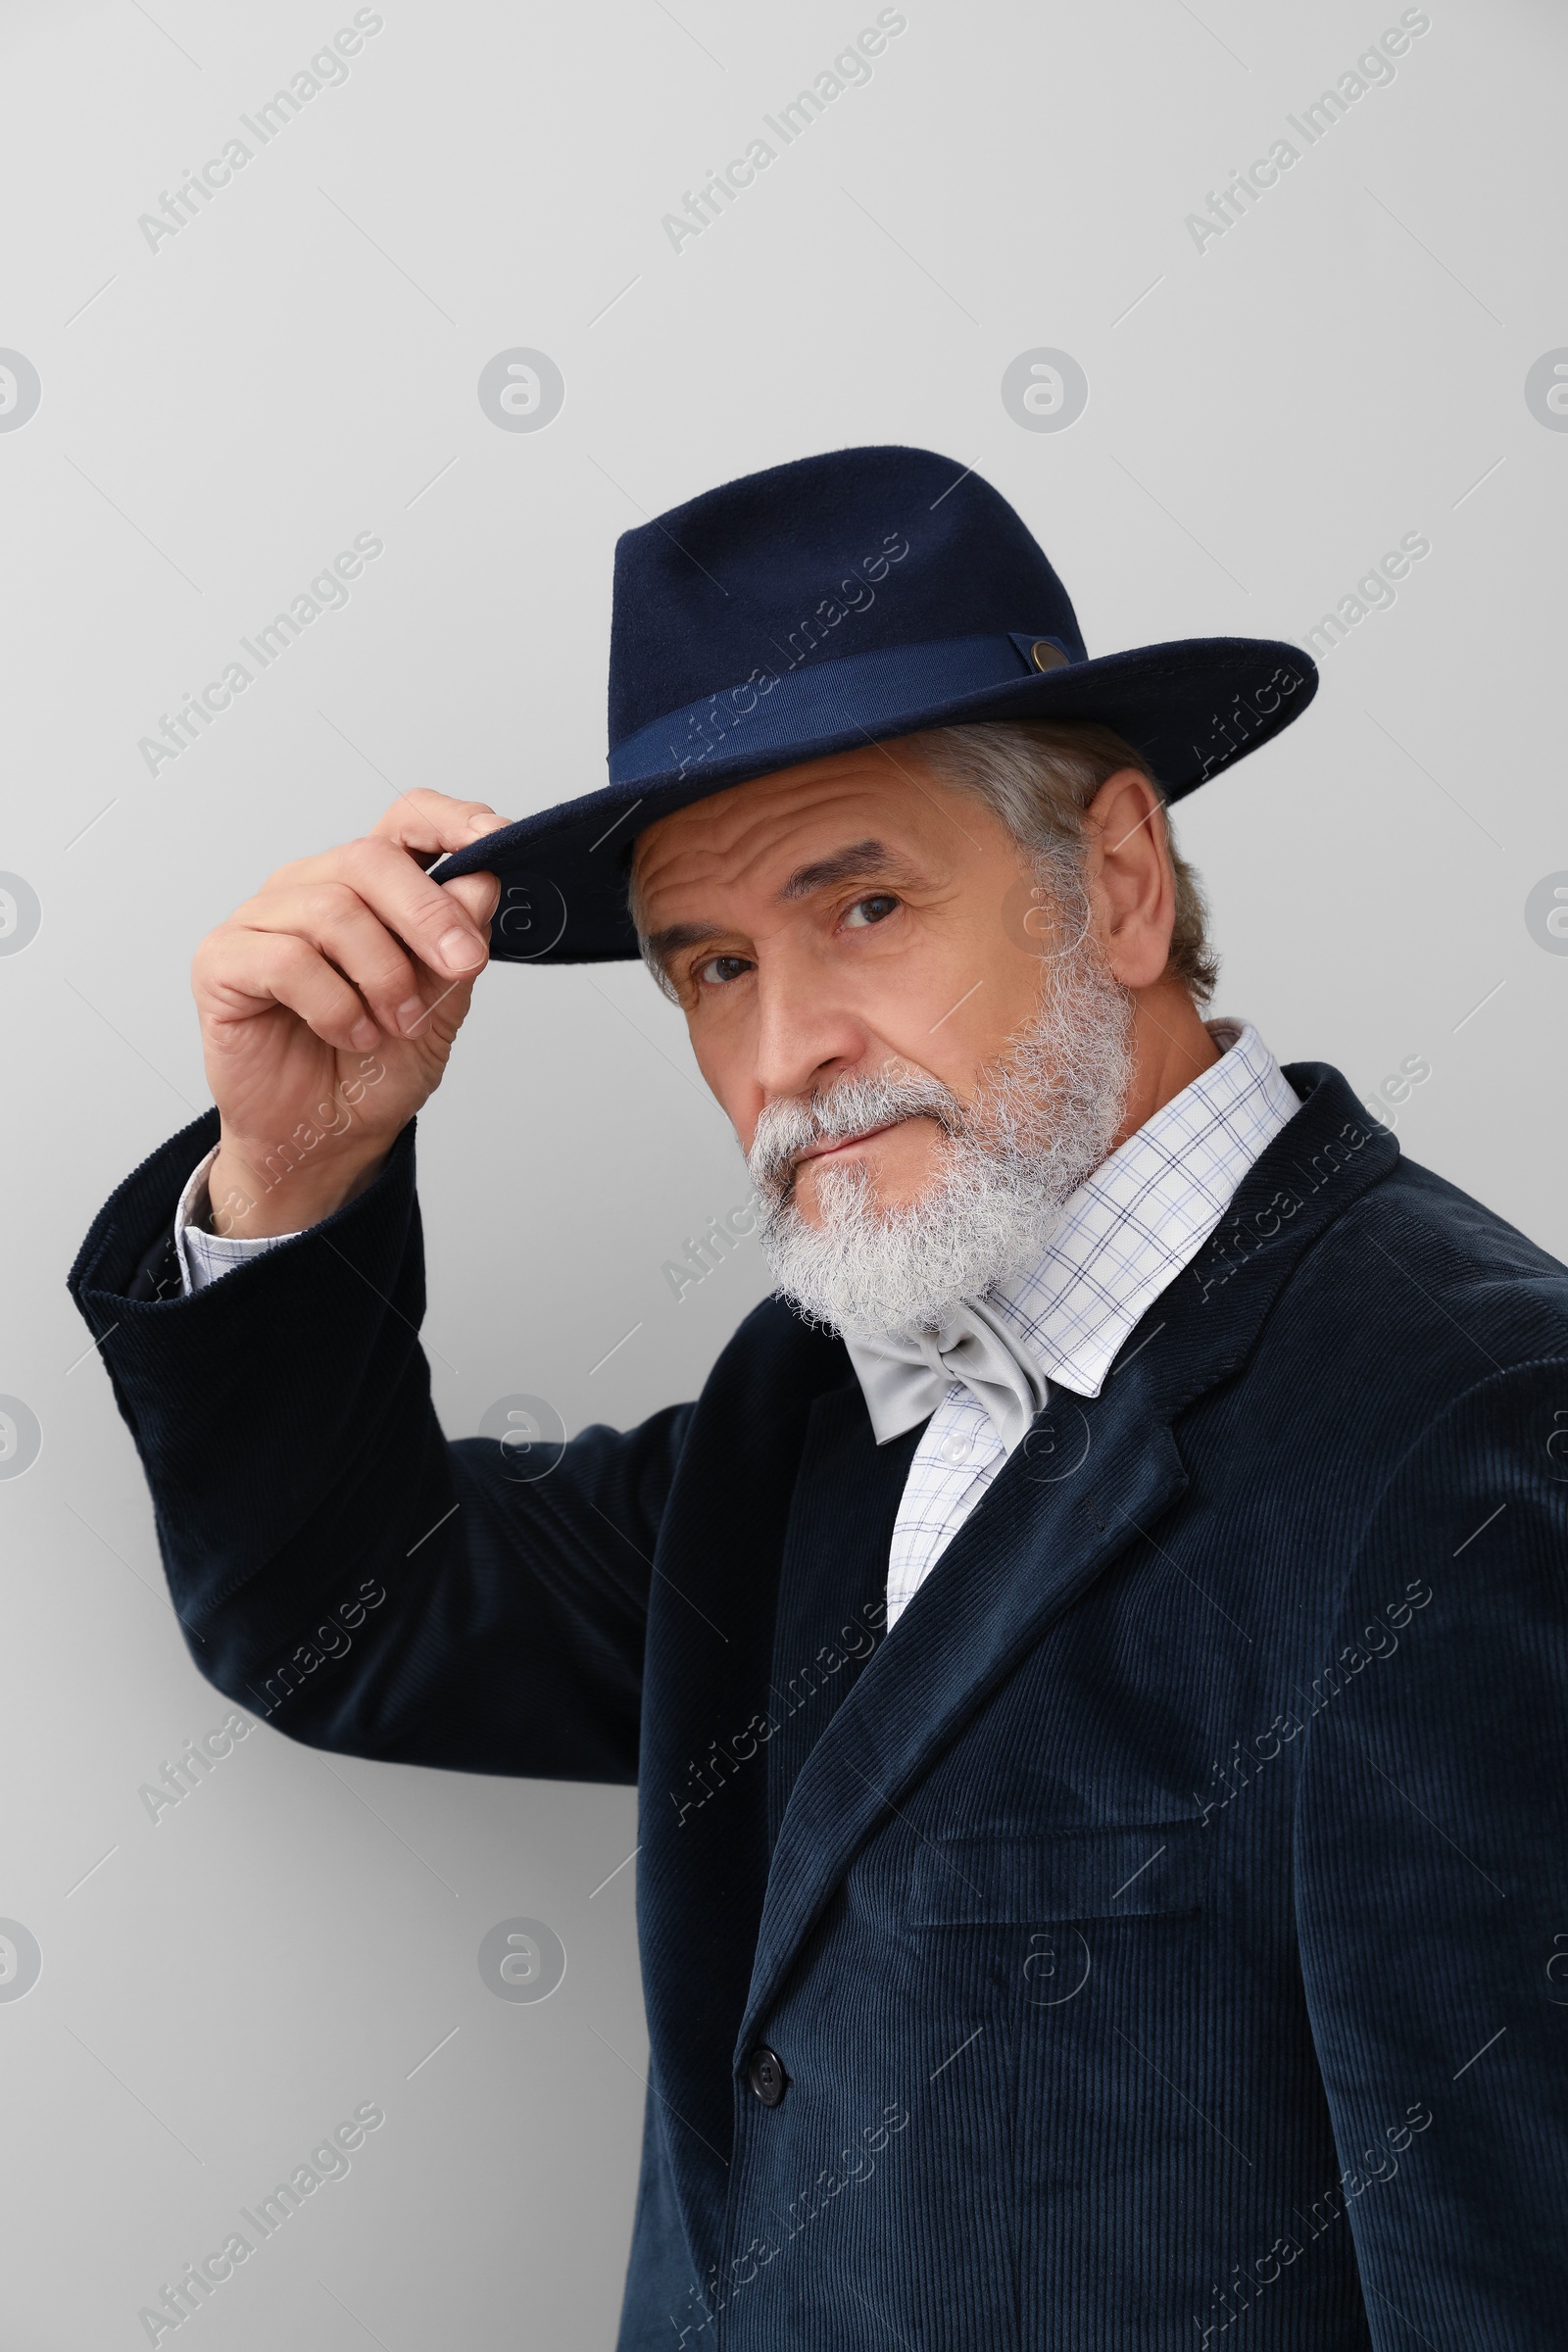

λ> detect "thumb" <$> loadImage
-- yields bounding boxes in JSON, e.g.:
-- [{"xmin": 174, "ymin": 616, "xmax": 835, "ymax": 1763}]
[{"xmin": 438, "ymin": 870, "xmax": 502, "ymax": 934}]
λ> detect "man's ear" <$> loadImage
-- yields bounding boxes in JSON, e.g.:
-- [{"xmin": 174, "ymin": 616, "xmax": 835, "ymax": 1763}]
[{"xmin": 1081, "ymin": 768, "xmax": 1176, "ymax": 991}]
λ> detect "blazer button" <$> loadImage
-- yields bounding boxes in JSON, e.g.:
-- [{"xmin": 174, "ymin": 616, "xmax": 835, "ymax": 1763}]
[{"xmin": 746, "ymin": 2046, "xmax": 789, "ymax": 2107}]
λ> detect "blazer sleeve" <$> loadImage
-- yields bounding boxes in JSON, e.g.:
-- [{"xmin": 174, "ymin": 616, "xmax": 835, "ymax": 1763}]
[
  {"xmin": 1294, "ymin": 1358, "xmax": 1568, "ymax": 2346},
  {"xmin": 67, "ymin": 1110, "xmax": 690, "ymax": 1785}
]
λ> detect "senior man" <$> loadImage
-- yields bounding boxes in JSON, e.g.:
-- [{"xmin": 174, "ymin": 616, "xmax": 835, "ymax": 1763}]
[{"xmin": 72, "ymin": 446, "xmax": 1567, "ymax": 2349}]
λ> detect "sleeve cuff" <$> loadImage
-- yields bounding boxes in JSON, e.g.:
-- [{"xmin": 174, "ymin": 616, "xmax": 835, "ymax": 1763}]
[{"xmin": 174, "ymin": 1145, "xmax": 306, "ymax": 1297}]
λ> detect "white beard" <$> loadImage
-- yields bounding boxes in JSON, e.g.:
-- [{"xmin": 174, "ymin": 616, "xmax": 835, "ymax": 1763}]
[{"xmin": 747, "ymin": 931, "xmax": 1134, "ymax": 1342}]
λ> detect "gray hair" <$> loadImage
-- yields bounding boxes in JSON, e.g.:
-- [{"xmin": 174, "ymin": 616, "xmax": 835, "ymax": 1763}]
[
  {"xmin": 903, "ymin": 718, "xmax": 1218, "ymax": 1004},
  {"xmin": 631, "ymin": 715, "xmax": 1218, "ymax": 1004}
]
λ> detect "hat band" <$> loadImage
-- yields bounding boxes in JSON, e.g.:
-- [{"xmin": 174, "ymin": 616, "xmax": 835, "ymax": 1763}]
[{"xmin": 606, "ymin": 632, "xmax": 1076, "ymax": 790}]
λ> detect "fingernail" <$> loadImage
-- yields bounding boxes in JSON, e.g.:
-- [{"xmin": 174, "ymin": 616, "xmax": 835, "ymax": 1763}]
[
  {"xmin": 437, "ymin": 927, "xmax": 485, "ymax": 973},
  {"xmin": 467, "ymin": 810, "xmax": 502, "ymax": 836},
  {"xmin": 396, "ymin": 996, "xmax": 426, "ymax": 1035},
  {"xmin": 351, "ymin": 1016, "xmax": 378, "ymax": 1050}
]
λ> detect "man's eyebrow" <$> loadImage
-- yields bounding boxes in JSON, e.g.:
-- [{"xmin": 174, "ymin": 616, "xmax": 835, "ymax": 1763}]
[
  {"xmin": 641, "ymin": 918, "xmax": 722, "ymax": 978},
  {"xmin": 640, "ymin": 841, "xmax": 926, "ymax": 979},
  {"xmin": 778, "ymin": 839, "xmax": 924, "ymax": 901}
]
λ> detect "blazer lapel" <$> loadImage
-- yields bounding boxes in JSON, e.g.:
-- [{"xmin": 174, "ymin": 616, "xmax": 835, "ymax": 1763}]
[
  {"xmin": 763, "ymin": 1388, "xmax": 922, "ymax": 1853},
  {"xmin": 733, "ymin": 1370, "xmax": 1187, "ymax": 2061}
]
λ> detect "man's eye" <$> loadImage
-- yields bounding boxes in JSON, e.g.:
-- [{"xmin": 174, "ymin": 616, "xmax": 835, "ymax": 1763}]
[
  {"xmin": 843, "ymin": 894, "xmax": 900, "ymax": 930},
  {"xmin": 694, "ymin": 954, "xmax": 753, "ymax": 988}
]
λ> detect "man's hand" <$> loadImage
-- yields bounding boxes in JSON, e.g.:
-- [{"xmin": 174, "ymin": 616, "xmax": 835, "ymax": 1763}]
[{"xmin": 192, "ymin": 790, "xmax": 512, "ymax": 1238}]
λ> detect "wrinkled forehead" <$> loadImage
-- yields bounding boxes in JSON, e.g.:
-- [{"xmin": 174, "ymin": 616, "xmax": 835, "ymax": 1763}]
[{"xmin": 629, "ymin": 746, "xmax": 954, "ymax": 925}]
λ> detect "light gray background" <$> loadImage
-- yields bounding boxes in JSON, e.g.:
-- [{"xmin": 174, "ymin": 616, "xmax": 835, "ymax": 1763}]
[{"xmin": 2, "ymin": 0, "xmax": 1564, "ymax": 2341}]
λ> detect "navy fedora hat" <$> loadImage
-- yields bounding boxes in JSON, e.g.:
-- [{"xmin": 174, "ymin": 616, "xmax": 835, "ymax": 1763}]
[{"xmin": 435, "ymin": 443, "xmax": 1316, "ymax": 964}]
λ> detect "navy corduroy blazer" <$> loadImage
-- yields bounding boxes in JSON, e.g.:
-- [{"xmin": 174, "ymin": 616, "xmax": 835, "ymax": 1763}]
[{"xmin": 69, "ymin": 1063, "xmax": 1568, "ymax": 2349}]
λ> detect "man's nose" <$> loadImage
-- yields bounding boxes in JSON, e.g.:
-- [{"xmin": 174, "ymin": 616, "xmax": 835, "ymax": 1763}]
[{"xmin": 751, "ymin": 960, "xmax": 867, "ymax": 1104}]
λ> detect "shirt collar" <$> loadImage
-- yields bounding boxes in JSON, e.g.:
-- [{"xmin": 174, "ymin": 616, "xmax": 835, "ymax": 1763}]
[{"xmin": 984, "ymin": 1018, "xmax": 1299, "ymax": 1397}]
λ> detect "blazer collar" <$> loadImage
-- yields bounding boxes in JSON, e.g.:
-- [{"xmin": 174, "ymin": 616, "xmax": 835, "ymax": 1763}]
[{"xmin": 733, "ymin": 1062, "xmax": 1396, "ymax": 2061}]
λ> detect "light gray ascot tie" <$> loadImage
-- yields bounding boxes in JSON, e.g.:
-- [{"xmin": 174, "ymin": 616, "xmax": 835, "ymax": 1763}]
[{"xmin": 844, "ymin": 1297, "xmax": 1050, "ymax": 1453}]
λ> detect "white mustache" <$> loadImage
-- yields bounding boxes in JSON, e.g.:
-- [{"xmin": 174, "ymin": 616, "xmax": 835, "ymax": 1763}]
[{"xmin": 748, "ymin": 1066, "xmax": 963, "ymax": 1199}]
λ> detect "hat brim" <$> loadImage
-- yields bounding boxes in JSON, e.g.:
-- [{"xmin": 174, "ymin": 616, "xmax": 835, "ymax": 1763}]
[{"xmin": 434, "ymin": 632, "xmax": 1314, "ymax": 964}]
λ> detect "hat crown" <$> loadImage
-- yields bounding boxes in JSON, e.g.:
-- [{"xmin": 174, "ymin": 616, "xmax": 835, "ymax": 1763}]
[{"xmin": 608, "ymin": 444, "xmax": 1086, "ymax": 749}]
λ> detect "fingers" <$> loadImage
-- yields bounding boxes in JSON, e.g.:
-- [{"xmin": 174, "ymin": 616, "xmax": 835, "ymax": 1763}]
[
  {"xmin": 367, "ymin": 788, "xmax": 515, "ymax": 857},
  {"xmin": 259, "ymin": 836, "xmax": 494, "ymax": 982},
  {"xmin": 197, "ymin": 929, "xmax": 383, "ymax": 1054},
  {"xmin": 260, "ymin": 882, "xmax": 448, "ymax": 1036},
  {"xmin": 199, "ymin": 861, "xmax": 504, "ymax": 1046},
  {"xmin": 203, "ymin": 805, "xmax": 514, "ymax": 1052}
]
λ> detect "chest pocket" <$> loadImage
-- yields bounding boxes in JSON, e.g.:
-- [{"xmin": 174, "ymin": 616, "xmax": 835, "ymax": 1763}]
[{"xmin": 907, "ymin": 1820, "xmax": 1208, "ymax": 1925}]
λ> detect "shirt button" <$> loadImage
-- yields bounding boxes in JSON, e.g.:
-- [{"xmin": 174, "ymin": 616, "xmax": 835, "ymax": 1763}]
[
  {"xmin": 939, "ymin": 1430, "xmax": 974, "ymax": 1465},
  {"xmin": 746, "ymin": 2046, "xmax": 789, "ymax": 2107}
]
